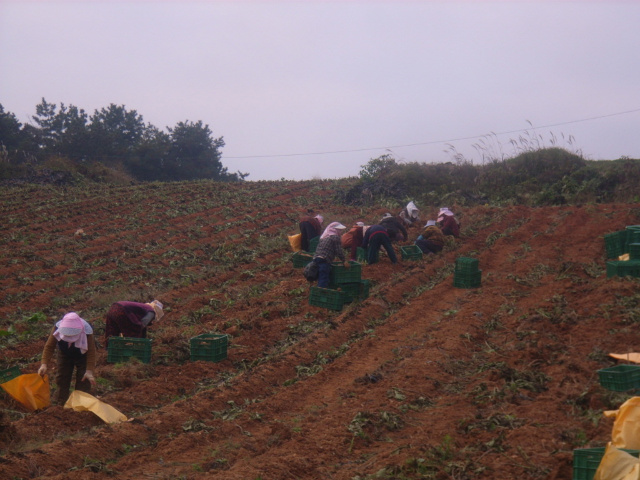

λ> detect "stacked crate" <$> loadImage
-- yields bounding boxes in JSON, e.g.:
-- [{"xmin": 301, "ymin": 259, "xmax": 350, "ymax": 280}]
[
  {"xmin": 309, "ymin": 261, "xmax": 370, "ymax": 311},
  {"xmin": 606, "ymin": 260, "xmax": 640, "ymax": 278},
  {"xmin": 453, "ymin": 257, "xmax": 482, "ymax": 289},
  {"xmin": 629, "ymin": 243, "xmax": 640, "ymax": 260},
  {"xmin": 625, "ymin": 226, "xmax": 640, "ymax": 253},
  {"xmin": 604, "ymin": 226, "xmax": 640, "ymax": 278},
  {"xmin": 309, "ymin": 286, "xmax": 347, "ymax": 311}
]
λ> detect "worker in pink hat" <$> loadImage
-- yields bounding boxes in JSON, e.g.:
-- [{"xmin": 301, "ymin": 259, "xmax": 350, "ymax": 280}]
[
  {"xmin": 298, "ymin": 210, "xmax": 324, "ymax": 252},
  {"xmin": 38, "ymin": 312, "xmax": 97, "ymax": 404},
  {"xmin": 437, "ymin": 207, "xmax": 460, "ymax": 238},
  {"xmin": 312, "ymin": 222, "xmax": 350, "ymax": 287}
]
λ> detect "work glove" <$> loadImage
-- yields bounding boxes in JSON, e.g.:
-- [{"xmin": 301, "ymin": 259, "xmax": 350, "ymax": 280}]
[
  {"xmin": 82, "ymin": 370, "xmax": 96, "ymax": 387},
  {"xmin": 38, "ymin": 364, "xmax": 47, "ymax": 376}
]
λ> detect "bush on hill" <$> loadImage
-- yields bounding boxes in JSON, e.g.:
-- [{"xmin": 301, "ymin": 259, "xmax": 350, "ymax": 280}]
[{"xmin": 338, "ymin": 149, "xmax": 640, "ymax": 208}]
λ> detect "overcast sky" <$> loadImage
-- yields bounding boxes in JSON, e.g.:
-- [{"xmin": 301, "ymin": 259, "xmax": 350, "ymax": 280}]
[{"xmin": 1, "ymin": 1, "xmax": 639, "ymax": 181}]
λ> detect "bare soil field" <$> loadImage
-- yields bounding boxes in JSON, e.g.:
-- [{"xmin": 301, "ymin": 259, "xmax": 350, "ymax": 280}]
[{"xmin": 1, "ymin": 180, "xmax": 640, "ymax": 480}]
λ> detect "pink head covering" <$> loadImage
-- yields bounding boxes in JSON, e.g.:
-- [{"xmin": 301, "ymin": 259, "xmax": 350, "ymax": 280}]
[
  {"xmin": 146, "ymin": 299, "xmax": 164, "ymax": 322},
  {"xmin": 437, "ymin": 207, "xmax": 455, "ymax": 222},
  {"xmin": 53, "ymin": 312, "xmax": 90, "ymax": 353},
  {"xmin": 315, "ymin": 214, "xmax": 324, "ymax": 225},
  {"xmin": 320, "ymin": 222, "xmax": 347, "ymax": 239}
]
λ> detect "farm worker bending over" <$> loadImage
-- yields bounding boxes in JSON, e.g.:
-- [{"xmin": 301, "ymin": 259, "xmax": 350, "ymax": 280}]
[
  {"xmin": 299, "ymin": 213, "xmax": 324, "ymax": 252},
  {"xmin": 38, "ymin": 312, "xmax": 97, "ymax": 405},
  {"xmin": 437, "ymin": 207, "xmax": 460, "ymax": 238},
  {"xmin": 104, "ymin": 300, "xmax": 164, "ymax": 345},
  {"xmin": 379, "ymin": 213, "xmax": 408, "ymax": 242},
  {"xmin": 362, "ymin": 225, "xmax": 398, "ymax": 265},
  {"xmin": 415, "ymin": 220, "xmax": 445, "ymax": 255},
  {"xmin": 341, "ymin": 221, "xmax": 366, "ymax": 261},
  {"xmin": 399, "ymin": 201, "xmax": 420, "ymax": 227},
  {"xmin": 312, "ymin": 222, "xmax": 349, "ymax": 288}
]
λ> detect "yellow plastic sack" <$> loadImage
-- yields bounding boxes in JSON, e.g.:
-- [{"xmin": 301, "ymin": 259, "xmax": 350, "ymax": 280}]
[
  {"xmin": 288, "ymin": 233, "xmax": 302, "ymax": 252},
  {"xmin": 64, "ymin": 390, "xmax": 127, "ymax": 424},
  {"xmin": 610, "ymin": 353, "xmax": 640, "ymax": 364},
  {"xmin": 594, "ymin": 442, "xmax": 640, "ymax": 480},
  {"xmin": 0, "ymin": 373, "xmax": 50, "ymax": 411},
  {"xmin": 604, "ymin": 397, "xmax": 640, "ymax": 449}
]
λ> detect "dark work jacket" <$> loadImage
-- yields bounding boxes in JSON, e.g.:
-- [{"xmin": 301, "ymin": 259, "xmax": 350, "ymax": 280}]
[{"xmin": 379, "ymin": 216, "xmax": 408, "ymax": 241}]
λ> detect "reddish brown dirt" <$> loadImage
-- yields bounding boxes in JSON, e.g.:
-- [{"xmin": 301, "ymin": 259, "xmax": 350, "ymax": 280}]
[{"xmin": 1, "ymin": 181, "xmax": 640, "ymax": 479}]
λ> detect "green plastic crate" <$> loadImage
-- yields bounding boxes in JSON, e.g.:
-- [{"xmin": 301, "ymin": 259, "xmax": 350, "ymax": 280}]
[
  {"xmin": 337, "ymin": 282, "xmax": 361, "ymax": 303},
  {"xmin": 309, "ymin": 286, "xmax": 346, "ymax": 311},
  {"xmin": 308, "ymin": 236, "xmax": 320, "ymax": 253},
  {"xmin": 453, "ymin": 270, "xmax": 482, "ymax": 288},
  {"xmin": 292, "ymin": 251, "xmax": 313, "ymax": 268},
  {"xmin": 335, "ymin": 279, "xmax": 371, "ymax": 303},
  {"xmin": 190, "ymin": 333, "xmax": 228, "ymax": 363},
  {"xmin": 401, "ymin": 245, "xmax": 423, "ymax": 260},
  {"xmin": 597, "ymin": 364, "xmax": 640, "ymax": 391},
  {"xmin": 605, "ymin": 261, "xmax": 616, "ymax": 277},
  {"xmin": 615, "ymin": 260, "xmax": 640, "ymax": 277},
  {"xmin": 604, "ymin": 231, "xmax": 626, "ymax": 259},
  {"xmin": 455, "ymin": 257, "xmax": 480, "ymax": 273},
  {"xmin": 359, "ymin": 279, "xmax": 371, "ymax": 300},
  {"xmin": 329, "ymin": 261, "xmax": 362, "ymax": 285},
  {"xmin": 0, "ymin": 366, "xmax": 21, "ymax": 384},
  {"xmin": 573, "ymin": 447, "xmax": 640, "ymax": 480},
  {"xmin": 629, "ymin": 243, "xmax": 640, "ymax": 260},
  {"xmin": 356, "ymin": 247, "xmax": 367, "ymax": 263},
  {"xmin": 573, "ymin": 447, "xmax": 605, "ymax": 480},
  {"xmin": 107, "ymin": 337, "xmax": 152, "ymax": 364},
  {"xmin": 626, "ymin": 229, "xmax": 640, "ymax": 250},
  {"xmin": 606, "ymin": 260, "xmax": 640, "ymax": 278}
]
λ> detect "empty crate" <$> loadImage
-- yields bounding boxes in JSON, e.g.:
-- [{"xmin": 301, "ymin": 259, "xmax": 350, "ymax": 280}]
[
  {"xmin": 401, "ymin": 245, "xmax": 423, "ymax": 260},
  {"xmin": 597, "ymin": 364, "xmax": 640, "ymax": 391}
]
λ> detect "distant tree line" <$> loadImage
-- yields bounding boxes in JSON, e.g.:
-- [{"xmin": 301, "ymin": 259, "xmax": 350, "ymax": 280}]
[
  {"xmin": 340, "ymin": 149, "xmax": 640, "ymax": 207},
  {"xmin": 0, "ymin": 99, "xmax": 248, "ymax": 182}
]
